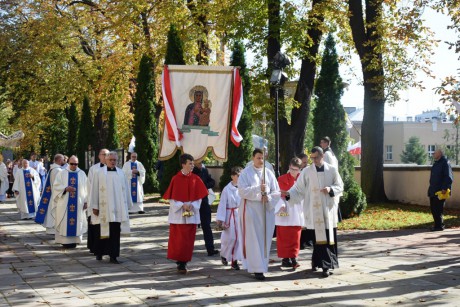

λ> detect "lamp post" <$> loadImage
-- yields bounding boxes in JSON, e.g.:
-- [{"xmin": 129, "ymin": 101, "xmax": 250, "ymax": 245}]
[{"xmin": 269, "ymin": 51, "xmax": 291, "ymax": 177}]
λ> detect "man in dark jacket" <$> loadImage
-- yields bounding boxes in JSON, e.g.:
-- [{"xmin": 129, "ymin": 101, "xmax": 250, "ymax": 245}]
[
  {"xmin": 193, "ymin": 160, "xmax": 219, "ymax": 256},
  {"xmin": 428, "ymin": 149, "xmax": 453, "ymax": 231}
]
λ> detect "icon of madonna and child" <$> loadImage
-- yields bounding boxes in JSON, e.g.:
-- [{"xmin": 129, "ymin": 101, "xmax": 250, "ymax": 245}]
[{"xmin": 183, "ymin": 85, "xmax": 212, "ymax": 127}]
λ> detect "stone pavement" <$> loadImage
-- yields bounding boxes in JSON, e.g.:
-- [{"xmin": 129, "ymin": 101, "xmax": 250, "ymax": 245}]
[{"xmin": 1, "ymin": 198, "xmax": 460, "ymax": 306}]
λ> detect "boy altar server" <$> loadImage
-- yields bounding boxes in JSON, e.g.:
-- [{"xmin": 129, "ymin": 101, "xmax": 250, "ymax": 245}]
[{"xmin": 163, "ymin": 153, "xmax": 208, "ymax": 274}]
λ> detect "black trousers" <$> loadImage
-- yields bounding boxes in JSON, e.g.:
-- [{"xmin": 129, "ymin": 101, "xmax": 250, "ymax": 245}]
[
  {"xmin": 311, "ymin": 228, "xmax": 339, "ymax": 270},
  {"xmin": 429, "ymin": 197, "xmax": 445, "ymax": 229},
  {"xmin": 93, "ymin": 222, "xmax": 121, "ymax": 258},
  {"xmin": 87, "ymin": 216, "xmax": 96, "ymax": 254},
  {"xmin": 199, "ymin": 201, "xmax": 215, "ymax": 252}
]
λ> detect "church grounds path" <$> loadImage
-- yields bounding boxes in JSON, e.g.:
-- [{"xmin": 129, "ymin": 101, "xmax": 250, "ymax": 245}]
[{"xmin": 1, "ymin": 197, "xmax": 460, "ymax": 306}]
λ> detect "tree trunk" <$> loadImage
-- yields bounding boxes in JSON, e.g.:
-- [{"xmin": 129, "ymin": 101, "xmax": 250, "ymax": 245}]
[{"xmin": 348, "ymin": 0, "xmax": 387, "ymax": 202}]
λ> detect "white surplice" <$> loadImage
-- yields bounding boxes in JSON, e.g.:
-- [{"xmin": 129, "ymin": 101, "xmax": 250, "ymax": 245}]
[
  {"xmin": 238, "ymin": 166, "xmax": 280, "ymax": 273},
  {"xmin": 12, "ymin": 167, "xmax": 40, "ymax": 219},
  {"xmin": 90, "ymin": 166, "xmax": 131, "ymax": 237},
  {"xmin": 216, "ymin": 182, "xmax": 242, "ymax": 262},
  {"xmin": 87, "ymin": 163, "xmax": 104, "ymax": 221},
  {"xmin": 274, "ymin": 197, "xmax": 304, "ymax": 227},
  {"xmin": 0, "ymin": 162, "xmax": 8, "ymax": 201},
  {"xmin": 53, "ymin": 168, "xmax": 88, "ymax": 244},
  {"xmin": 122, "ymin": 160, "xmax": 146, "ymax": 212},
  {"xmin": 288, "ymin": 163, "xmax": 343, "ymax": 243},
  {"xmin": 41, "ymin": 163, "xmax": 63, "ymax": 234}
]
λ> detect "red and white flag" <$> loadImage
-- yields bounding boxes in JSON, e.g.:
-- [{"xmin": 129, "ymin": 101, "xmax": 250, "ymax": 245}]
[
  {"xmin": 160, "ymin": 65, "xmax": 244, "ymax": 161},
  {"xmin": 347, "ymin": 141, "xmax": 361, "ymax": 155}
]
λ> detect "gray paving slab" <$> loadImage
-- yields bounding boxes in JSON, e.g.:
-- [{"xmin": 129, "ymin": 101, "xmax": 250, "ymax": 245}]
[{"xmin": 2, "ymin": 197, "xmax": 460, "ymax": 306}]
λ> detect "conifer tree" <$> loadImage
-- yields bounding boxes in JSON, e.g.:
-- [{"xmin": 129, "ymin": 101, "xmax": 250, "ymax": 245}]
[
  {"xmin": 42, "ymin": 108, "xmax": 68, "ymax": 157},
  {"xmin": 160, "ymin": 24, "xmax": 186, "ymax": 195},
  {"xmin": 219, "ymin": 41, "xmax": 253, "ymax": 190},
  {"xmin": 133, "ymin": 54, "xmax": 158, "ymax": 193},
  {"xmin": 76, "ymin": 95, "xmax": 94, "ymax": 170},
  {"xmin": 313, "ymin": 33, "xmax": 366, "ymax": 217},
  {"xmin": 400, "ymin": 136, "xmax": 426, "ymax": 165},
  {"xmin": 313, "ymin": 34, "xmax": 347, "ymax": 160},
  {"xmin": 106, "ymin": 106, "xmax": 120, "ymax": 150},
  {"xmin": 66, "ymin": 101, "xmax": 79, "ymax": 155}
]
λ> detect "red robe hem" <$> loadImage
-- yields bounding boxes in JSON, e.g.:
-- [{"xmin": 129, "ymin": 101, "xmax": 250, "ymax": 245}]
[
  {"xmin": 276, "ymin": 226, "xmax": 302, "ymax": 258},
  {"xmin": 167, "ymin": 224, "xmax": 197, "ymax": 262}
]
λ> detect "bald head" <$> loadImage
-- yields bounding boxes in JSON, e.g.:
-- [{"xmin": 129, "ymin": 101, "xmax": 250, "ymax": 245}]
[
  {"xmin": 99, "ymin": 148, "xmax": 110, "ymax": 164},
  {"xmin": 54, "ymin": 154, "xmax": 64, "ymax": 165}
]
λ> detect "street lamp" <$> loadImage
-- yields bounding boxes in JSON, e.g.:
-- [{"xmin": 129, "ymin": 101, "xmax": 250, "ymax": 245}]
[{"xmin": 270, "ymin": 51, "xmax": 291, "ymax": 177}]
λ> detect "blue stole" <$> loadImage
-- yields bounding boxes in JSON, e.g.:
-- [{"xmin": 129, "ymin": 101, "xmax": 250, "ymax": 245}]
[
  {"xmin": 23, "ymin": 170, "xmax": 36, "ymax": 213},
  {"xmin": 131, "ymin": 162, "xmax": 138, "ymax": 203},
  {"xmin": 66, "ymin": 171, "xmax": 78, "ymax": 236},
  {"xmin": 35, "ymin": 169, "xmax": 54, "ymax": 224}
]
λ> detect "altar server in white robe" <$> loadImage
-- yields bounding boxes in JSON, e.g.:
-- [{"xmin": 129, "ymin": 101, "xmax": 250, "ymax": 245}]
[
  {"xmin": 122, "ymin": 152, "xmax": 146, "ymax": 214},
  {"xmin": 53, "ymin": 156, "xmax": 88, "ymax": 248},
  {"xmin": 90, "ymin": 151, "xmax": 131, "ymax": 264},
  {"xmin": 238, "ymin": 148, "xmax": 280, "ymax": 281},
  {"xmin": 13, "ymin": 159, "xmax": 40, "ymax": 219},
  {"xmin": 0, "ymin": 155, "xmax": 8, "ymax": 202},
  {"xmin": 216, "ymin": 166, "xmax": 243, "ymax": 270},
  {"xmin": 35, "ymin": 154, "xmax": 64, "ymax": 234},
  {"xmin": 86, "ymin": 148, "xmax": 109, "ymax": 254},
  {"xmin": 283, "ymin": 146, "xmax": 343, "ymax": 277}
]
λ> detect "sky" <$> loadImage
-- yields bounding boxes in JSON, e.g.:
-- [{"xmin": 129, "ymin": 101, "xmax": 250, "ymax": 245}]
[{"xmin": 339, "ymin": 8, "xmax": 459, "ymax": 119}]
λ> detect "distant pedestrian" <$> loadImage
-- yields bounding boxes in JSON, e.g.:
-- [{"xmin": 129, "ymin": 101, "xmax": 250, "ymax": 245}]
[
  {"xmin": 428, "ymin": 149, "xmax": 453, "ymax": 231},
  {"xmin": 13, "ymin": 159, "xmax": 40, "ymax": 220},
  {"xmin": 122, "ymin": 152, "xmax": 146, "ymax": 214}
]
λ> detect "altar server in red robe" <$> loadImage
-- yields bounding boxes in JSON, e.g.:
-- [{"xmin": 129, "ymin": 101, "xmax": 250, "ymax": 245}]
[{"xmin": 163, "ymin": 153, "xmax": 208, "ymax": 274}]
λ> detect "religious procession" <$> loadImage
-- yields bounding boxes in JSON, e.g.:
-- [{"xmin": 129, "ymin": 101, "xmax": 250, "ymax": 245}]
[{"xmin": 1, "ymin": 1, "xmax": 460, "ymax": 304}]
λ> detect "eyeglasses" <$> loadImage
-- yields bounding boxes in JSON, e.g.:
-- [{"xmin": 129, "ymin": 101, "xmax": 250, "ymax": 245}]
[
  {"xmin": 107, "ymin": 159, "xmax": 117, "ymax": 161},
  {"xmin": 69, "ymin": 163, "xmax": 78, "ymax": 166}
]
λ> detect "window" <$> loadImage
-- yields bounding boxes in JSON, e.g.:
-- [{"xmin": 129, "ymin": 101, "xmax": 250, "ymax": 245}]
[
  {"xmin": 428, "ymin": 145, "xmax": 436, "ymax": 157},
  {"xmin": 386, "ymin": 145, "xmax": 393, "ymax": 161}
]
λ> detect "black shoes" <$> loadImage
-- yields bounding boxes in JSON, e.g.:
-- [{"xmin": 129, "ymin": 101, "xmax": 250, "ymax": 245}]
[
  {"xmin": 177, "ymin": 262, "xmax": 187, "ymax": 274},
  {"xmin": 207, "ymin": 250, "xmax": 219, "ymax": 256},
  {"xmin": 221, "ymin": 257, "xmax": 228, "ymax": 266},
  {"xmin": 430, "ymin": 227, "xmax": 444, "ymax": 232},
  {"xmin": 231, "ymin": 261, "xmax": 240, "ymax": 270},
  {"xmin": 62, "ymin": 243, "xmax": 77, "ymax": 249},
  {"xmin": 254, "ymin": 273, "xmax": 265, "ymax": 280},
  {"xmin": 281, "ymin": 258, "xmax": 292, "ymax": 267},
  {"xmin": 138, "ymin": 211, "xmax": 145, "ymax": 214},
  {"xmin": 322, "ymin": 269, "xmax": 333, "ymax": 277},
  {"xmin": 291, "ymin": 258, "xmax": 300, "ymax": 269},
  {"xmin": 96, "ymin": 255, "xmax": 102, "ymax": 261},
  {"xmin": 110, "ymin": 257, "xmax": 121, "ymax": 264}
]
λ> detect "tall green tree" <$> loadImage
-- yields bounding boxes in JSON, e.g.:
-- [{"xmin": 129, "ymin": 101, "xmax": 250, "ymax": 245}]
[
  {"xmin": 313, "ymin": 33, "xmax": 347, "ymax": 161},
  {"xmin": 41, "ymin": 108, "xmax": 68, "ymax": 158},
  {"xmin": 106, "ymin": 106, "xmax": 120, "ymax": 150},
  {"xmin": 160, "ymin": 24, "xmax": 186, "ymax": 195},
  {"xmin": 219, "ymin": 41, "xmax": 253, "ymax": 190},
  {"xmin": 76, "ymin": 95, "xmax": 94, "ymax": 170},
  {"xmin": 313, "ymin": 33, "xmax": 366, "ymax": 218},
  {"xmin": 66, "ymin": 101, "xmax": 79, "ymax": 156},
  {"xmin": 133, "ymin": 54, "xmax": 158, "ymax": 193},
  {"xmin": 400, "ymin": 136, "xmax": 427, "ymax": 165}
]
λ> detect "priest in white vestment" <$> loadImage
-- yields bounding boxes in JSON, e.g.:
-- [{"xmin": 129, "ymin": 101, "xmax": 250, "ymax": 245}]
[
  {"xmin": 0, "ymin": 156, "xmax": 8, "ymax": 202},
  {"xmin": 122, "ymin": 152, "xmax": 146, "ymax": 214},
  {"xmin": 216, "ymin": 166, "xmax": 243, "ymax": 270},
  {"xmin": 86, "ymin": 148, "xmax": 109, "ymax": 254},
  {"xmin": 90, "ymin": 151, "xmax": 131, "ymax": 264},
  {"xmin": 13, "ymin": 159, "xmax": 40, "ymax": 219},
  {"xmin": 284, "ymin": 146, "xmax": 343, "ymax": 277},
  {"xmin": 238, "ymin": 148, "xmax": 280, "ymax": 281},
  {"xmin": 53, "ymin": 156, "xmax": 88, "ymax": 248},
  {"xmin": 35, "ymin": 154, "xmax": 64, "ymax": 234}
]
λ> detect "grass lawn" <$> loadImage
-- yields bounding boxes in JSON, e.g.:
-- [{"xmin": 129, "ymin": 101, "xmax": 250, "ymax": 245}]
[
  {"xmin": 147, "ymin": 193, "xmax": 460, "ymax": 231},
  {"xmin": 339, "ymin": 202, "xmax": 460, "ymax": 230}
]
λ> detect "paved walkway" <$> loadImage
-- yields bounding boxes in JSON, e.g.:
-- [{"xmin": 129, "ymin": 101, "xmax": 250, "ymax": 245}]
[{"xmin": 1, "ymin": 198, "xmax": 460, "ymax": 306}]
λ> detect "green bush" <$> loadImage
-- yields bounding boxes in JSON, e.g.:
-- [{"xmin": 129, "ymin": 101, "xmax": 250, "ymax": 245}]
[{"xmin": 339, "ymin": 176, "xmax": 367, "ymax": 218}]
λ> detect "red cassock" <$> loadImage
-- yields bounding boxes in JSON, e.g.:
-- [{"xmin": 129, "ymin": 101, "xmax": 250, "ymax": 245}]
[
  {"xmin": 164, "ymin": 171, "xmax": 208, "ymax": 262},
  {"xmin": 277, "ymin": 173, "xmax": 302, "ymax": 258}
]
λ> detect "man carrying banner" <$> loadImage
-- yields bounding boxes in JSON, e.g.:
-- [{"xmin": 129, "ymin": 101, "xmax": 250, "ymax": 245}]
[
  {"xmin": 35, "ymin": 154, "xmax": 64, "ymax": 234},
  {"xmin": 13, "ymin": 159, "xmax": 40, "ymax": 220},
  {"xmin": 238, "ymin": 148, "xmax": 280, "ymax": 280},
  {"xmin": 53, "ymin": 156, "xmax": 88, "ymax": 248},
  {"xmin": 122, "ymin": 152, "xmax": 146, "ymax": 214}
]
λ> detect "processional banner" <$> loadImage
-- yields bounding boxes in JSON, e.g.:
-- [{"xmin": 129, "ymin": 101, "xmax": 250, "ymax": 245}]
[{"xmin": 160, "ymin": 65, "xmax": 243, "ymax": 161}]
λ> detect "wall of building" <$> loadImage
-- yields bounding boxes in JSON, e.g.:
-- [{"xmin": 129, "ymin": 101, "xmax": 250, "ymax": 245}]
[{"xmin": 350, "ymin": 121, "xmax": 458, "ymax": 164}]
